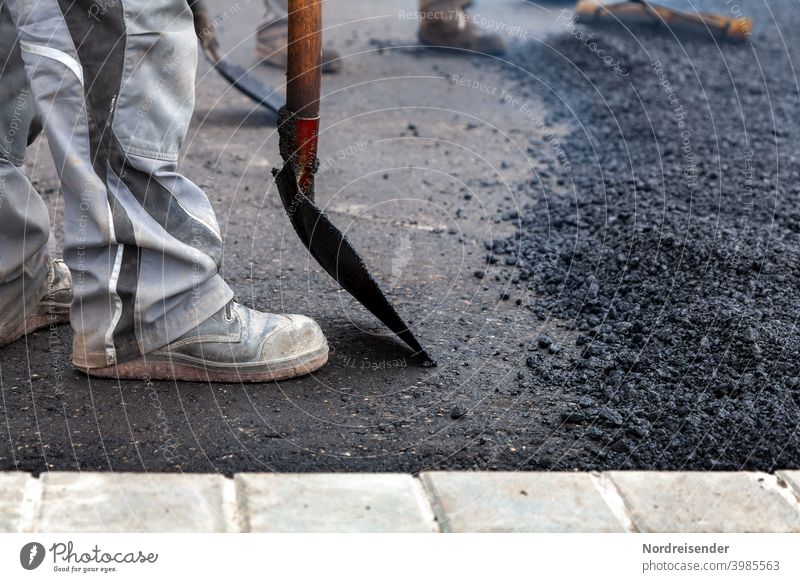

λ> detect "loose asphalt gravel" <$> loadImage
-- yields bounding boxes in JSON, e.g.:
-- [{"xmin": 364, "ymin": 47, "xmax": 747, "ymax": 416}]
[
  {"xmin": 494, "ymin": 0, "xmax": 800, "ymax": 470},
  {"xmin": 1, "ymin": 0, "xmax": 797, "ymax": 474}
]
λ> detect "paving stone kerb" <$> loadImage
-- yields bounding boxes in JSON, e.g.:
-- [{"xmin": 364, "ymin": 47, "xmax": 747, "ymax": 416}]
[
  {"xmin": 609, "ymin": 472, "xmax": 800, "ymax": 533},
  {"xmin": 34, "ymin": 473, "xmax": 232, "ymax": 533},
  {"xmin": 420, "ymin": 472, "xmax": 628, "ymax": 532},
  {"xmin": 2, "ymin": 471, "xmax": 800, "ymax": 532},
  {"xmin": 0, "ymin": 472, "xmax": 30, "ymax": 533},
  {"xmin": 236, "ymin": 473, "xmax": 438, "ymax": 532}
]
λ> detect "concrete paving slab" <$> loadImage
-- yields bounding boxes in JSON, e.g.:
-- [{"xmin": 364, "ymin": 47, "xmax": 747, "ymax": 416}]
[
  {"xmin": 35, "ymin": 472, "xmax": 233, "ymax": 532},
  {"xmin": 420, "ymin": 471, "xmax": 627, "ymax": 532},
  {"xmin": 0, "ymin": 472, "xmax": 31, "ymax": 533},
  {"xmin": 608, "ymin": 472, "xmax": 800, "ymax": 533},
  {"xmin": 776, "ymin": 471, "xmax": 800, "ymax": 499},
  {"xmin": 236, "ymin": 473, "xmax": 438, "ymax": 532},
  {"xmin": 2, "ymin": 470, "xmax": 798, "ymax": 533}
]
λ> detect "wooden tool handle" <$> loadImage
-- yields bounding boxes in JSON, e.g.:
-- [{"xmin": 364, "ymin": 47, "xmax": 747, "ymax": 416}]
[{"xmin": 287, "ymin": 0, "xmax": 322, "ymax": 117}]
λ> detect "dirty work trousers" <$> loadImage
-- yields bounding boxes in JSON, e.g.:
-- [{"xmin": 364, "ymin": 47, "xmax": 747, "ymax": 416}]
[{"xmin": 0, "ymin": 0, "xmax": 233, "ymax": 368}]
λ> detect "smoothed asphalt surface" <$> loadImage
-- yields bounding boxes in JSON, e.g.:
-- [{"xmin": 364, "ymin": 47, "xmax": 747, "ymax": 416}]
[{"xmin": 2, "ymin": 0, "xmax": 796, "ymax": 474}]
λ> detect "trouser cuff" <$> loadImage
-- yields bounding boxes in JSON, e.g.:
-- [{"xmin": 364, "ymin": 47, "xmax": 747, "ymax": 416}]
[{"xmin": 72, "ymin": 274, "xmax": 234, "ymax": 369}]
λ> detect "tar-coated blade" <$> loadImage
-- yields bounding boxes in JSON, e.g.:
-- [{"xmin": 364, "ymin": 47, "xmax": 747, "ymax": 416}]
[{"xmin": 273, "ymin": 163, "xmax": 436, "ymax": 366}]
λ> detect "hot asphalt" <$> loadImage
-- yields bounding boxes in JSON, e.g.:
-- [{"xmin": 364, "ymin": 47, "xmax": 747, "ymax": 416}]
[{"xmin": 1, "ymin": 0, "xmax": 796, "ymax": 474}]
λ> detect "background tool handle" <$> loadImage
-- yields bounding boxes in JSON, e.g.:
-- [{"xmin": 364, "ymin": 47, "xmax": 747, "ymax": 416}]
[{"xmin": 575, "ymin": 0, "xmax": 752, "ymax": 40}]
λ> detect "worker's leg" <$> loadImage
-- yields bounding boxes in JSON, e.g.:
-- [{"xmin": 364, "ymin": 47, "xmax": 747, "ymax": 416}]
[
  {"xmin": 256, "ymin": 0, "xmax": 341, "ymax": 73},
  {"xmin": 418, "ymin": 0, "xmax": 507, "ymax": 55},
  {"xmin": 0, "ymin": 0, "xmax": 53, "ymax": 344},
  {"xmin": 7, "ymin": 0, "xmax": 233, "ymax": 369}
]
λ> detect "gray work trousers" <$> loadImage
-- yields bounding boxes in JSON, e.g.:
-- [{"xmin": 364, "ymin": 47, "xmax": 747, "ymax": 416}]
[{"xmin": 0, "ymin": 0, "xmax": 233, "ymax": 368}]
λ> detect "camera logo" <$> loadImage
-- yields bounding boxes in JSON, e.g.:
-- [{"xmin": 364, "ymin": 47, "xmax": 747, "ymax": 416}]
[{"xmin": 20, "ymin": 542, "xmax": 46, "ymax": 570}]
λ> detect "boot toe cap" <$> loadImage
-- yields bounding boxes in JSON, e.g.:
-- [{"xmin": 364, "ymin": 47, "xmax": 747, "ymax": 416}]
[{"xmin": 260, "ymin": 314, "xmax": 327, "ymax": 363}]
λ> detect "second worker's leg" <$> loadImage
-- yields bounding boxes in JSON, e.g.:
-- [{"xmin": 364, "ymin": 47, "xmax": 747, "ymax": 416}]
[
  {"xmin": 256, "ymin": 0, "xmax": 341, "ymax": 73},
  {"xmin": 0, "ymin": 0, "xmax": 70, "ymax": 349},
  {"xmin": 418, "ymin": 0, "xmax": 507, "ymax": 55}
]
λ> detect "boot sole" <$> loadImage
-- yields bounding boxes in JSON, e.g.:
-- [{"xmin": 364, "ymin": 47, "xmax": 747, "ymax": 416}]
[
  {"xmin": 0, "ymin": 312, "xmax": 70, "ymax": 349},
  {"xmin": 79, "ymin": 344, "xmax": 329, "ymax": 383}
]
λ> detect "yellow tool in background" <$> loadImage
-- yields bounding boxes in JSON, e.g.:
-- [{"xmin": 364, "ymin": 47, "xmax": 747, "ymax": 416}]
[{"xmin": 574, "ymin": 0, "xmax": 753, "ymax": 41}]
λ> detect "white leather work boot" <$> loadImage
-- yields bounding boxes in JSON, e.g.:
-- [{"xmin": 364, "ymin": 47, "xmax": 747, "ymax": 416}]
[
  {"xmin": 81, "ymin": 301, "xmax": 329, "ymax": 383},
  {"xmin": 418, "ymin": 0, "xmax": 508, "ymax": 56}
]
